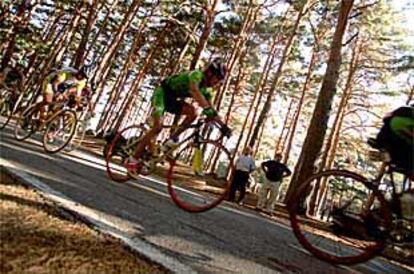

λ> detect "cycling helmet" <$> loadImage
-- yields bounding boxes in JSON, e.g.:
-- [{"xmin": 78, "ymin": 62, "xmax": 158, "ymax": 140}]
[{"xmin": 207, "ymin": 58, "xmax": 227, "ymax": 80}]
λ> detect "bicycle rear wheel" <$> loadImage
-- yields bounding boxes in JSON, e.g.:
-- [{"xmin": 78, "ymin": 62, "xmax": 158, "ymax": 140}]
[
  {"xmin": 0, "ymin": 90, "xmax": 13, "ymax": 129},
  {"xmin": 288, "ymin": 169, "xmax": 391, "ymax": 264},
  {"xmin": 167, "ymin": 140, "xmax": 233, "ymax": 213},
  {"xmin": 106, "ymin": 125, "xmax": 146, "ymax": 182},
  {"xmin": 43, "ymin": 110, "xmax": 77, "ymax": 153},
  {"xmin": 14, "ymin": 104, "xmax": 39, "ymax": 141}
]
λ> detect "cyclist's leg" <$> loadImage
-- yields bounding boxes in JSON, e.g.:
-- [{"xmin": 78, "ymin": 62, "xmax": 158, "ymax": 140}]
[
  {"xmin": 168, "ymin": 102, "xmax": 196, "ymax": 140},
  {"xmin": 133, "ymin": 87, "xmax": 165, "ymax": 160},
  {"xmin": 39, "ymin": 82, "xmax": 54, "ymax": 120}
]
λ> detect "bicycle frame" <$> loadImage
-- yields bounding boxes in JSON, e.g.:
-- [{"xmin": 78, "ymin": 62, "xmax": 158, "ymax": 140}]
[{"xmin": 117, "ymin": 119, "xmax": 224, "ymax": 173}]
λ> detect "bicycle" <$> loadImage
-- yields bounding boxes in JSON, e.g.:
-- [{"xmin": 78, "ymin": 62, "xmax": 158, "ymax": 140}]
[
  {"xmin": 288, "ymin": 138, "xmax": 413, "ymax": 265},
  {"xmin": 14, "ymin": 100, "xmax": 78, "ymax": 153},
  {"xmin": 64, "ymin": 106, "xmax": 94, "ymax": 152},
  {"xmin": 0, "ymin": 86, "xmax": 29, "ymax": 129},
  {"xmin": 106, "ymin": 118, "xmax": 234, "ymax": 213}
]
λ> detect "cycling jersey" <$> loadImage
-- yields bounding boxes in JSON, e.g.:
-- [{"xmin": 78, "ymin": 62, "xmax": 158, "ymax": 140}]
[
  {"xmin": 44, "ymin": 67, "xmax": 86, "ymax": 96},
  {"xmin": 387, "ymin": 106, "xmax": 414, "ymax": 143},
  {"xmin": 152, "ymin": 70, "xmax": 214, "ymax": 117},
  {"xmin": 163, "ymin": 70, "xmax": 213, "ymax": 100},
  {"xmin": 376, "ymin": 106, "xmax": 414, "ymax": 173}
]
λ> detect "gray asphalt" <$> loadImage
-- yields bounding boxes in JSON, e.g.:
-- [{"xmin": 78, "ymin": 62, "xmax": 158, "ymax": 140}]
[{"xmin": 0, "ymin": 127, "xmax": 411, "ymax": 274}]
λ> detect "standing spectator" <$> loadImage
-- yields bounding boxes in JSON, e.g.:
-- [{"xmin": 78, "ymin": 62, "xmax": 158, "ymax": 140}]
[
  {"xmin": 227, "ymin": 146, "xmax": 256, "ymax": 204},
  {"xmin": 256, "ymin": 154, "xmax": 291, "ymax": 214}
]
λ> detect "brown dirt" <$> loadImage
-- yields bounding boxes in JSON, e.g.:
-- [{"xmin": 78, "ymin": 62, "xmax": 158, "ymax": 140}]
[{"xmin": 0, "ymin": 171, "xmax": 167, "ymax": 274}]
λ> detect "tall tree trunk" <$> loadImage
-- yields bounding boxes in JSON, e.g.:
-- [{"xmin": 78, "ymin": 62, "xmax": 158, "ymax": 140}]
[
  {"xmin": 110, "ymin": 32, "xmax": 164, "ymax": 131},
  {"xmin": 285, "ymin": 0, "xmax": 355, "ymax": 205},
  {"xmin": 283, "ymin": 49, "xmax": 319, "ymax": 164},
  {"xmin": 91, "ymin": 0, "xmax": 142, "ymax": 110},
  {"xmin": 214, "ymin": 3, "xmax": 258, "ymax": 110},
  {"xmin": 97, "ymin": 4, "xmax": 157, "ymax": 131},
  {"xmin": 248, "ymin": 2, "xmax": 308, "ymax": 148},
  {"xmin": 84, "ymin": 0, "xmax": 120, "ymax": 61},
  {"xmin": 1, "ymin": 0, "xmax": 31, "ymax": 69},
  {"xmin": 55, "ymin": 5, "xmax": 84, "ymax": 64},
  {"xmin": 35, "ymin": 12, "xmax": 82, "ymax": 87},
  {"xmin": 172, "ymin": 23, "xmax": 200, "ymax": 74},
  {"xmin": 190, "ymin": 0, "xmax": 220, "ymax": 70},
  {"xmin": 242, "ymin": 36, "xmax": 287, "ymax": 151},
  {"xmin": 73, "ymin": 0, "xmax": 98, "ymax": 68},
  {"xmin": 275, "ymin": 99, "xmax": 295, "ymax": 157},
  {"xmin": 254, "ymin": 114, "xmax": 268, "ymax": 157},
  {"xmin": 318, "ymin": 41, "xmax": 361, "ymax": 173},
  {"xmin": 98, "ymin": 34, "xmax": 143, "ymax": 130},
  {"xmin": 236, "ymin": 33, "xmax": 282, "ymax": 158}
]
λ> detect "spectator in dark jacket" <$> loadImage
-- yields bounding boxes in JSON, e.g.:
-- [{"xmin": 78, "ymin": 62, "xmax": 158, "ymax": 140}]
[
  {"xmin": 227, "ymin": 146, "xmax": 256, "ymax": 204},
  {"xmin": 256, "ymin": 154, "xmax": 291, "ymax": 214}
]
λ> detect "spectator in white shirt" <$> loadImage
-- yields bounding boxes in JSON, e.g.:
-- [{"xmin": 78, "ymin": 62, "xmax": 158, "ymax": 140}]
[{"xmin": 227, "ymin": 146, "xmax": 256, "ymax": 204}]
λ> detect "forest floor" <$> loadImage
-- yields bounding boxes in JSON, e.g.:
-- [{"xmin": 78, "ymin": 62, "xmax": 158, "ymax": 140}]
[{"xmin": 0, "ymin": 170, "xmax": 166, "ymax": 274}]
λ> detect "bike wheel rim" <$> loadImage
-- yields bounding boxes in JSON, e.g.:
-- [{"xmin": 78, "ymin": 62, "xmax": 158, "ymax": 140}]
[
  {"xmin": 167, "ymin": 140, "xmax": 233, "ymax": 213},
  {"xmin": 288, "ymin": 169, "xmax": 391, "ymax": 264},
  {"xmin": 43, "ymin": 111, "xmax": 77, "ymax": 153}
]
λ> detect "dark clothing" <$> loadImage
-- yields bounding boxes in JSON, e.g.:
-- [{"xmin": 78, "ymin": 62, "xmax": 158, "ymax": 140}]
[
  {"xmin": 261, "ymin": 160, "xmax": 291, "ymax": 182},
  {"xmin": 228, "ymin": 170, "xmax": 250, "ymax": 203},
  {"xmin": 375, "ymin": 106, "xmax": 414, "ymax": 174},
  {"xmin": 163, "ymin": 89, "xmax": 185, "ymax": 115}
]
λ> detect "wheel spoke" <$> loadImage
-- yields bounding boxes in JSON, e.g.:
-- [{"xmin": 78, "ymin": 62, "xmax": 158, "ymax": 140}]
[
  {"xmin": 167, "ymin": 140, "xmax": 232, "ymax": 213},
  {"xmin": 289, "ymin": 170, "xmax": 391, "ymax": 264}
]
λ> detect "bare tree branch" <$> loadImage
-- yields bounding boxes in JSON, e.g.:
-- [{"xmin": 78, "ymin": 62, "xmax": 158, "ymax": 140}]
[
  {"xmin": 355, "ymin": 1, "xmax": 380, "ymax": 11},
  {"xmin": 343, "ymin": 31, "xmax": 359, "ymax": 46}
]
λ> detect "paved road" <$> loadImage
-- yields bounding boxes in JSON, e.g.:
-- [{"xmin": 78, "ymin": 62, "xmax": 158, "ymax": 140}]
[{"xmin": 0, "ymin": 127, "xmax": 411, "ymax": 273}]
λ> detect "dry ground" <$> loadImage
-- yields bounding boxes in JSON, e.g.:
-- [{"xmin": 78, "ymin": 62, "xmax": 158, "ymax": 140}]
[{"xmin": 0, "ymin": 170, "xmax": 167, "ymax": 274}]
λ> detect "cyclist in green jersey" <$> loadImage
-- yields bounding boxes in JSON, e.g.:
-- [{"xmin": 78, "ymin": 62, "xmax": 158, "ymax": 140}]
[
  {"xmin": 375, "ymin": 104, "xmax": 414, "ymax": 177},
  {"xmin": 126, "ymin": 59, "xmax": 232, "ymax": 173}
]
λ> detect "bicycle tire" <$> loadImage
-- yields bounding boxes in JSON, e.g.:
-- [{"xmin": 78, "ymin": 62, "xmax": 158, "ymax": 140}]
[
  {"xmin": 106, "ymin": 124, "xmax": 146, "ymax": 183},
  {"xmin": 288, "ymin": 169, "xmax": 392, "ymax": 264},
  {"xmin": 64, "ymin": 120, "xmax": 86, "ymax": 152},
  {"xmin": 0, "ymin": 91, "xmax": 13, "ymax": 130},
  {"xmin": 43, "ymin": 110, "xmax": 77, "ymax": 153},
  {"xmin": 14, "ymin": 104, "xmax": 39, "ymax": 141},
  {"xmin": 167, "ymin": 140, "xmax": 233, "ymax": 213}
]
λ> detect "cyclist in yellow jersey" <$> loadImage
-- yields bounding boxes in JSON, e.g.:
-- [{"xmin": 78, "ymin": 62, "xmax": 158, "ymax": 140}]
[
  {"xmin": 42, "ymin": 67, "xmax": 88, "ymax": 104},
  {"xmin": 126, "ymin": 59, "xmax": 232, "ymax": 173},
  {"xmin": 39, "ymin": 67, "xmax": 88, "ymax": 119}
]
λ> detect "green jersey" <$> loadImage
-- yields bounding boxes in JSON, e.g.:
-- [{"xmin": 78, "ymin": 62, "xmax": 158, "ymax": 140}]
[{"xmin": 163, "ymin": 70, "xmax": 214, "ymax": 101}]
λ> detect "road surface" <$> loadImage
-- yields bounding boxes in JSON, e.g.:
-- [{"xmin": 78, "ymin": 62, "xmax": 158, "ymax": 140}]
[{"xmin": 0, "ymin": 127, "xmax": 411, "ymax": 273}]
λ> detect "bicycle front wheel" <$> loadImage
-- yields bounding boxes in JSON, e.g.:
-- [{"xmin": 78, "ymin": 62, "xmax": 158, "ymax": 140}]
[
  {"xmin": 288, "ymin": 169, "xmax": 391, "ymax": 264},
  {"xmin": 167, "ymin": 140, "xmax": 233, "ymax": 213},
  {"xmin": 65, "ymin": 120, "xmax": 86, "ymax": 152},
  {"xmin": 43, "ymin": 110, "xmax": 77, "ymax": 153}
]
